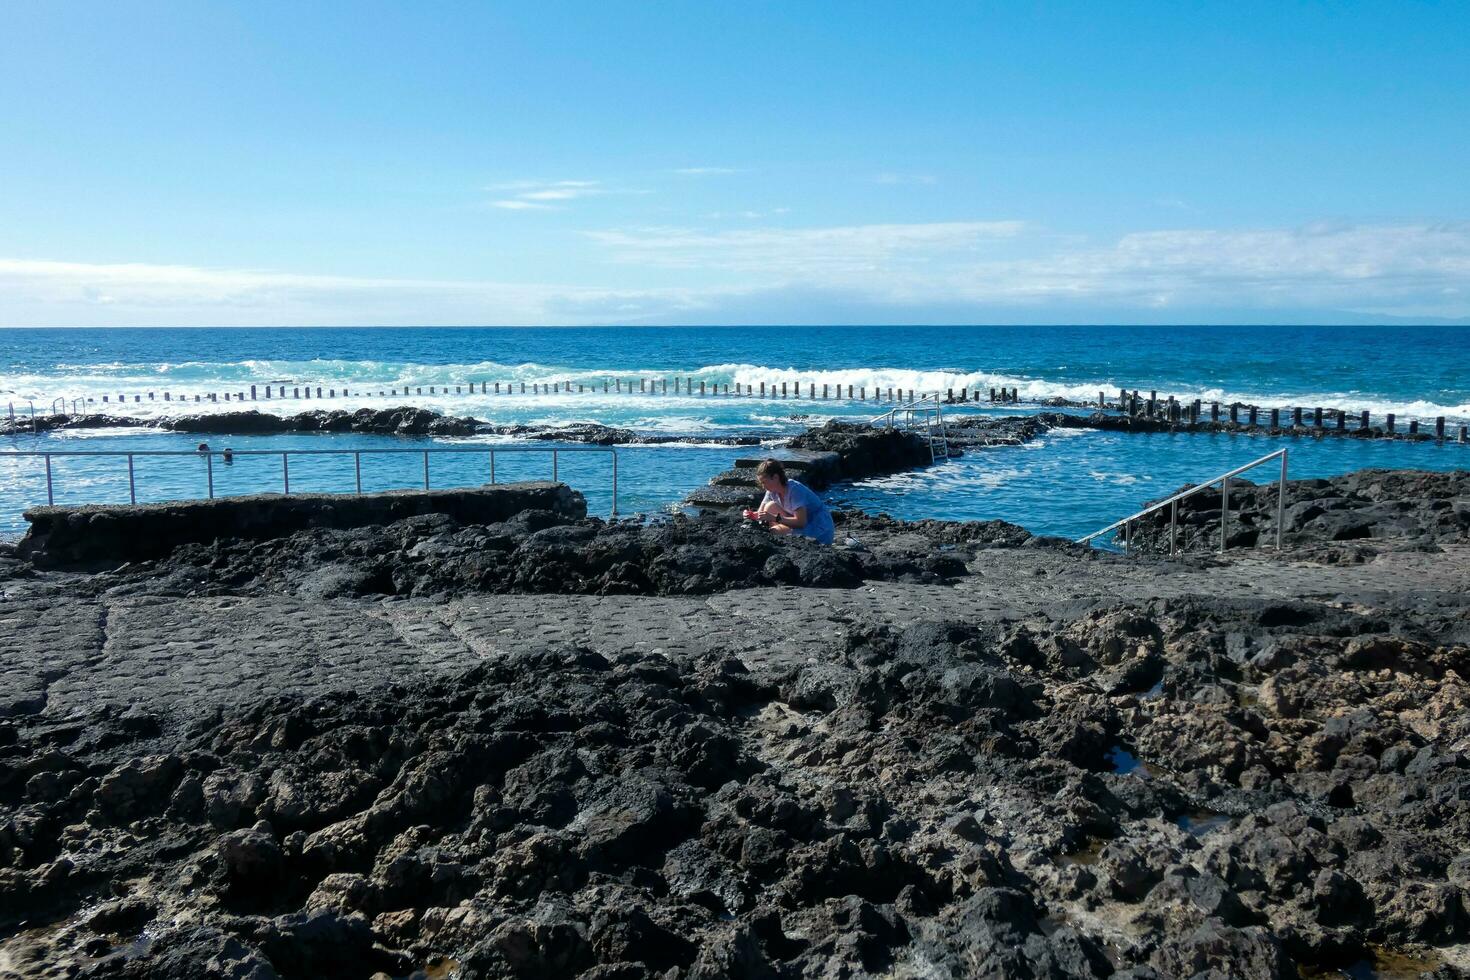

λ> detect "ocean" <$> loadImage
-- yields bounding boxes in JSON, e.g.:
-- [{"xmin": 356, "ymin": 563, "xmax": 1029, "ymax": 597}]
[{"xmin": 2, "ymin": 325, "xmax": 1468, "ymax": 539}]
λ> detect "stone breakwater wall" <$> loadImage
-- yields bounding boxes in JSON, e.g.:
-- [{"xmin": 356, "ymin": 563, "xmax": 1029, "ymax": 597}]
[{"xmin": 19, "ymin": 482, "xmax": 585, "ymax": 567}]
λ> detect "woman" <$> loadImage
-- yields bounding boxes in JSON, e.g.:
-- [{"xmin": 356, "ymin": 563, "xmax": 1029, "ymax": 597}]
[{"xmin": 753, "ymin": 458, "xmax": 835, "ymax": 545}]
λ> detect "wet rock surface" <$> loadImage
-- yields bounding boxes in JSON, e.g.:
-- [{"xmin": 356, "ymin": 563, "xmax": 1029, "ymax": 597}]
[
  {"xmin": 1121, "ymin": 469, "xmax": 1470, "ymax": 555},
  {"xmin": 0, "ymin": 409, "xmax": 765, "ymax": 445},
  {"xmin": 1, "ymin": 585, "xmax": 1467, "ymax": 978}
]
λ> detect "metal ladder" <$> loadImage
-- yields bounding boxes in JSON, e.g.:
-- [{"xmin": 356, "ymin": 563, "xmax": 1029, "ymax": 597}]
[{"xmin": 870, "ymin": 393, "xmax": 950, "ymax": 463}]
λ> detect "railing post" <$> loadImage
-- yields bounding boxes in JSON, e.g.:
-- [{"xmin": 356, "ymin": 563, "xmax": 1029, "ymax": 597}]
[
  {"xmin": 490, "ymin": 450, "xmax": 496, "ymax": 484},
  {"xmin": 552, "ymin": 449, "xmax": 558, "ymax": 483},
  {"xmin": 1220, "ymin": 475, "xmax": 1229, "ymax": 552},
  {"xmin": 354, "ymin": 451, "xmax": 362, "ymax": 494},
  {"xmin": 1277, "ymin": 450, "xmax": 1287, "ymax": 551},
  {"xmin": 282, "ymin": 454, "xmax": 290, "ymax": 494},
  {"xmin": 611, "ymin": 450, "xmax": 618, "ymax": 518},
  {"xmin": 128, "ymin": 454, "xmax": 136, "ymax": 504},
  {"xmin": 1123, "ymin": 518, "xmax": 1130, "ymax": 556},
  {"xmin": 45, "ymin": 454, "xmax": 53, "ymax": 505},
  {"xmin": 1169, "ymin": 500, "xmax": 1178, "ymax": 556},
  {"xmin": 423, "ymin": 451, "xmax": 430, "ymax": 489},
  {"xmin": 206, "ymin": 453, "xmax": 214, "ymax": 499}
]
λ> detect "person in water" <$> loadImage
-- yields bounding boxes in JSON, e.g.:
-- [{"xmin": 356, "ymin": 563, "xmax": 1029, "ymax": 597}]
[{"xmin": 752, "ymin": 458, "xmax": 835, "ymax": 545}]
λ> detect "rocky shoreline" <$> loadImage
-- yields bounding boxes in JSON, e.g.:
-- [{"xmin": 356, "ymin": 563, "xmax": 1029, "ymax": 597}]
[
  {"xmin": 0, "ymin": 409, "xmax": 767, "ymax": 446},
  {"xmin": 1, "ymin": 438, "xmax": 1468, "ymax": 976}
]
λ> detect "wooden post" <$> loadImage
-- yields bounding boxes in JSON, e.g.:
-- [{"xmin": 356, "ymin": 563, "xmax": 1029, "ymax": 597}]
[
  {"xmin": 1336, "ymin": 410, "xmax": 1345, "ymax": 430},
  {"xmin": 1292, "ymin": 407, "xmax": 1302, "ymax": 427},
  {"xmin": 1313, "ymin": 407, "xmax": 1322, "ymax": 427},
  {"xmin": 1409, "ymin": 419, "xmax": 1419, "ymax": 435},
  {"xmin": 947, "ymin": 387, "xmax": 953, "ymax": 403},
  {"xmin": 700, "ymin": 381, "xmax": 707, "ymax": 395},
  {"xmin": 781, "ymin": 382, "xmax": 787, "ymax": 397},
  {"xmin": 1436, "ymin": 417, "xmax": 1445, "ymax": 439},
  {"xmin": 861, "ymin": 386, "xmax": 867, "ymax": 400},
  {"xmin": 847, "ymin": 385, "xmax": 854, "ymax": 399},
  {"xmin": 1360, "ymin": 410, "xmax": 1370, "ymax": 430},
  {"xmin": 1386, "ymin": 413, "xmax": 1396, "ymax": 433},
  {"xmin": 1460, "ymin": 425, "xmax": 1468, "ymax": 443},
  {"xmin": 989, "ymin": 387, "xmax": 996, "ymax": 402},
  {"xmin": 1248, "ymin": 406, "xmax": 1258, "ymax": 427},
  {"xmin": 1270, "ymin": 408, "xmax": 1280, "ymax": 428},
  {"xmin": 760, "ymin": 382, "xmax": 766, "ymax": 397},
  {"xmin": 1098, "ymin": 390, "xmax": 1106, "ymax": 408}
]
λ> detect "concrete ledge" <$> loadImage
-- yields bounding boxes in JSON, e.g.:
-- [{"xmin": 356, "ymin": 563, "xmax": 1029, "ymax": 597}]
[{"xmin": 20, "ymin": 482, "xmax": 587, "ymax": 566}]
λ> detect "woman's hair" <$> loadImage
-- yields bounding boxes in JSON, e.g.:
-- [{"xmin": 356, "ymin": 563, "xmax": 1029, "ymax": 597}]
[{"xmin": 756, "ymin": 458, "xmax": 788, "ymax": 484}]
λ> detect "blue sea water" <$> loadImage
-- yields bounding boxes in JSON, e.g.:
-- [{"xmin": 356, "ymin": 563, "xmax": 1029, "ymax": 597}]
[{"xmin": 2, "ymin": 326, "xmax": 1467, "ymax": 539}]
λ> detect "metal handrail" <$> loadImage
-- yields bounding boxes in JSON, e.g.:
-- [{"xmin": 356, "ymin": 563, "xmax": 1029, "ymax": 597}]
[
  {"xmin": 1077, "ymin": 448, "xmax": 1288, "ymax": 555},
  {"xmin": 869, "ymin": 392, "xmax": 940, "ymax": 426},
  {"xmin": 869, "ymin": 394, "xmax": 949, "ymax": 462},
  {"xmin": 1, "ymin": 445, "xmax": 619, "ymax": 518}
]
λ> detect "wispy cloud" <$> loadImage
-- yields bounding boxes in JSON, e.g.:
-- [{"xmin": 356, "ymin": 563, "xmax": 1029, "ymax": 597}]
[
  {"xmin": 6, "ymin": 222, "xmax": 1469, "ymax": 326},
  {"xmin": 491, "ymin": 199, "xmax": 554, "ymax": 211},
  {"xmin": 871, "ymin": 173, "xmax": 938, "ymax": 185},
  {"xmin": 673, "ymin": 167, "xmax": 745, "ymax": 176},
  {"xmin": 0, "ymin": 258, "xmax": 711, "ymax": 326},
  {"xmin": 585, "ymin": 221, "xmax": 1025, "ymax": 276},
  {"xmin": 489, "ymin": 179, "xmax": 603, "ymax": 211}
]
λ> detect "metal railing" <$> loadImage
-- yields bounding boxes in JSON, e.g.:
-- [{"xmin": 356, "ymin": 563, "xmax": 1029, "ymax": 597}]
[
  {"xmin": 1, "ymin": 445, "xmax": 619, "ymax": 517},
  {"xmin": 1077, "ymin": 448, "xmax": 1288, "ymax": 555},
  {"xmin": 869, "ymin": 394, "xmax": 950, "ymax": 463}
]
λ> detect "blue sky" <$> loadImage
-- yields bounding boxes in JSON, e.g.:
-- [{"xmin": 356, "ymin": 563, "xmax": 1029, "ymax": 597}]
[{"xmin": 1, "ymin": 1, "xmax": 1467, "ymax": 326}]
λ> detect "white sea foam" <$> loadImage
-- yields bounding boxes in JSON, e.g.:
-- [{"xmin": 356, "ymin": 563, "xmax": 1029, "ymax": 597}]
[{"xmin": 7, "ymin": 358, "xmax": 1470, "ymax": 422}]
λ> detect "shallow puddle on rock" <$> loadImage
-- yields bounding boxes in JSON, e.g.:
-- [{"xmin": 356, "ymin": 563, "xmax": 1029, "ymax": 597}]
[
  {"xmin": 1302, "ymin": 945, "xmax": 1443, "ymax": 979},
  {"xmin": 396, "ymin": 955, "xmax": 462, "ymax": 980},
  {"xmin": 1106, "ymin": 745, "xmax": 1152, "ymax": 778},
  {"xmin": 1174, "ymin": 810, "xmax": 1236, "ymax": 837},
  {"xmin": 1055, "ymin": 839, "xmax": 1104, "ymax": 867}
]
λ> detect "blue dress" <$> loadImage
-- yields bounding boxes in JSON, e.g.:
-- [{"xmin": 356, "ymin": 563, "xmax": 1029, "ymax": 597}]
[{"xmin": 761, "ymin": 479, "xmax": 835, "ymax": 544}]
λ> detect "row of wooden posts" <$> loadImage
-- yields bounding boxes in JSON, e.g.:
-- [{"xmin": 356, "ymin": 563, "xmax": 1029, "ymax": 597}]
[
  {"xmin": 1104, "ymin": 388, "xmax": 1469, "ymax": 442},
  {"xmin": 38, "ymin": 379, "xmax": 1021, "ymax": 409},
  {"xmin": 13, "ymin": 378, "xmax": 1467, "ymax": 443}
]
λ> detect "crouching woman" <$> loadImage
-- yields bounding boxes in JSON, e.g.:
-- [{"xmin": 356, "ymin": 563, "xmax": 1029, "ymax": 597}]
[{"xmin": 754, "ymin": 458, "xmax": 835, "ymax": 545}]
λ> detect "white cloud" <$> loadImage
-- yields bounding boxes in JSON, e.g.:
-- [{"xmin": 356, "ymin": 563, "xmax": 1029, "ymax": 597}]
[
  {"xmin": 490, "ymin": 199, "xmax": 554, "ymax": 210},
  {"xmin": 0, "ymin": 258, "xmax": 714, "ymax": 326},
  {"xmin": 5, "ymin": 222, "xmax": 1469, "ymax": 327},
  {"xmin": 488, "ymin": 179, "xmax": 604, "ymax": 211},
  {"xmin": 952, "ymin": 223, "xmax": 1470, "ymax": 316},
  {"xmin": 871, "ymin": 173, "xmax": 938, "ymax": 185},
  {"xmin": 585, "ymin": 221, "xmax": 1025, "ymax": 276}
]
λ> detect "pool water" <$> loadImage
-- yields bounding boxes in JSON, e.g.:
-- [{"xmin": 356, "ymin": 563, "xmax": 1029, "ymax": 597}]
[{"xmin": 2, "ymin": 415, "xmax": 1466, "ymax": 541}]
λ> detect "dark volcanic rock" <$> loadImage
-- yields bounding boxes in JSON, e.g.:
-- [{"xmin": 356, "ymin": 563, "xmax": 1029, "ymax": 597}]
[
  {"xmin": 786, "ymin": 420, "xmax": 934, "ymax": 479},
  {"xmin": 4, "ymin": 591, "xmax": 1466, "ymax": 977},
  {"xmin": 1119, "ymin": 468, "xmax": 1470, "ymax": 555},
  {"xmin": 161, "ymin": 407, "xmax": 486, "ymax": 436},
  {"xmin": 20, "ymin": 483, "xmax": 587, "ymax": 567},
  {"xmin": 79, "ymin": 506, "xmax": 1014, "ymax": 599}
]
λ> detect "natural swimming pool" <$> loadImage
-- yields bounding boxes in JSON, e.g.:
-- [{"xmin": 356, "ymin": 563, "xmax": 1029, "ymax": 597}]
[{"xmin": 2, "ymin": 413, "xmax": 1467, "ymax": 541}]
